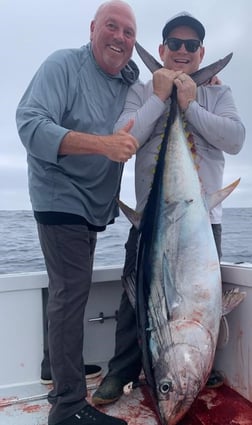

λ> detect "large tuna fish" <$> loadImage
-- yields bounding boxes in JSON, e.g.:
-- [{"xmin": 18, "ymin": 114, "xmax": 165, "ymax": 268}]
[{"xmin": 118, "ymin": 49, "xmax": 240, "ymax": 424}]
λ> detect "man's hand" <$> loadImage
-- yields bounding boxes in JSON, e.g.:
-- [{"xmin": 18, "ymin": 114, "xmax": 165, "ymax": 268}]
[
  {"xmin": 208, "ymin": 75, "xmax": 222, "ymax": 86},
  {"xmin": 103, "ymin": 120, "xmax": 139, "ymax": 162},
  {"xmin": 153, "ymin": 68, "xmax": 183, "ymax": 102},
  {"xmin": 174, "ymin": 73, "xmax": 197, "ymax": 112}
]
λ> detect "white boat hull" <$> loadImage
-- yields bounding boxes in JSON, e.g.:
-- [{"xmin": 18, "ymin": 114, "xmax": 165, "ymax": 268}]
[{"xmin": 215, "ymin": 262, "xmax": 252, "ymax": 401}]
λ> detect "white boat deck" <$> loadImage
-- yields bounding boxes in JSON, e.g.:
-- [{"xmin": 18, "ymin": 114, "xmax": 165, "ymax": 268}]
[
  {"xmin": 0, "ymin": 376, "xmax": 160, "ymax": 425},
  {"xmin": 0, "ymin": 383, "xmax": 50, "ymax": 425}
]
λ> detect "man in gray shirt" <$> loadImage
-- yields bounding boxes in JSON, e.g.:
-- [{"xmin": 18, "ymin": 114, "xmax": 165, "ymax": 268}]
[{"xmin": 16, "ymin": 2, "xmax": 139, "ymax": 425}]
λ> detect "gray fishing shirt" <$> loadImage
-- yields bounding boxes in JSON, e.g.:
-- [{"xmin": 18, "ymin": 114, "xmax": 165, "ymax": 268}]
[
  {"xmin": 16, "ymin": 43, "xmax": 139, "ymax": 226},
  {"xmin": 115, "ymin": 80, "xmax": 245, "ymax": 223}
]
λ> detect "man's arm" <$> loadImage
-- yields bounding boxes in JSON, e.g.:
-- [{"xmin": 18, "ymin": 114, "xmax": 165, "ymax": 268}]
[
  {"xmin": 59, "ymin": 121, "xmax": 138, "ymax": 163},
  {"xmin": 184, "ymin": 85, "xmax": 245, "ymax": 154}
]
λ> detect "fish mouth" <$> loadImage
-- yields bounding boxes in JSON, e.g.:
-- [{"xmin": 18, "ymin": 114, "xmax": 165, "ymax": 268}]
[{"xmin": 158, "ymin": 392, "xmax": 194, "ymax": 425}]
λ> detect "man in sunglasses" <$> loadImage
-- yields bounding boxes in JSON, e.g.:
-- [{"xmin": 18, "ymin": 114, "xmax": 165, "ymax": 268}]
[{"xmin": 92, "ymin": 11, "xmax": 245, "ymax": 405}]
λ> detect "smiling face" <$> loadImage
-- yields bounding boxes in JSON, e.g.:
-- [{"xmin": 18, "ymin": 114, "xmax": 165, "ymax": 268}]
[
  {"xmin": 159, "ymin": 25, "xmax": 205, "ymax": 74},
  {"xmin": 90, "ymin": 1, "xmax": 136, "ymax": 75}
]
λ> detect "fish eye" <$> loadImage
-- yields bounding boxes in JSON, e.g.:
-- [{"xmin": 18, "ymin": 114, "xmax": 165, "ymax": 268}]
[{"xmin": 159, "ymin": 380, "xmax": 173, "ymax": 394}]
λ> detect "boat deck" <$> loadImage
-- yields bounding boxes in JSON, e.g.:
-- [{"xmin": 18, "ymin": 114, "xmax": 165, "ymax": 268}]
[{"xmin": 1, "ymin": 376, "xmax": 252, "ymax": 425}]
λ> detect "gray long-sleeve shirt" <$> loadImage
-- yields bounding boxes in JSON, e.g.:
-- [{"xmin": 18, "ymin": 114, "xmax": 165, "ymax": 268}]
[
  {"xmin": 16, "ymin": 43, "xmax": 139, "ymax": 226},
  {"xmin": 115, "ymin": 80, "xmax": 245, "ymax": 223}
]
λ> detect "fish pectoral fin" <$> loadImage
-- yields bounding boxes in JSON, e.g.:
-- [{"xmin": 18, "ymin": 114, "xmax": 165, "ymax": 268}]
[
  {"xmin": 205, "ymin": 178, "xmax": 240, "ymax": 211},
  {"xmin": 166, "ymin": 200, "xmax": 192, "ymax": 224},
  {"xmin": 163, "ymin": 253, "xmax": 181, "ymax": 317},
  {"xmin": 121, "ymin": 272, "xmax": 136, "ymax": 309},
  {"xmin": 117, "ymin": 198, "xmax": 142, "ymax": 229},
  {"xmin": 222, "ymin": 287, "xmax": 247, "ymax": 316}
]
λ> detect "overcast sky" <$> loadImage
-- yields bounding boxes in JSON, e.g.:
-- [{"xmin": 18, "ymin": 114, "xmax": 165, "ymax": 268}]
[{"xmin": 1, "ymin": 0, "xmax": 251, "ymax": 210}]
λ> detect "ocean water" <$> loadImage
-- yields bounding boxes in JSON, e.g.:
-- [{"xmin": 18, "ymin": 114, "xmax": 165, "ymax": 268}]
[{"xmin": 0, "ymin": 208, "xmax": 251, "ymax": 275}]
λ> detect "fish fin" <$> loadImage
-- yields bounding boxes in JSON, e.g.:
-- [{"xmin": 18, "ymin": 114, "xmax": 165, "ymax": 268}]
[
  {"xmin": 122, "ymin": 272, "xmax": 136, "ymax": 309},
  {"xmin": 135, "ymin": 41, "xmax": 163, "ymax": 73},
  {"xmin": 205, "ymin": 178, "xmax": 241, "ymax": 211},
  {"xmin": 191, "ymin": 52, "xmax": 233, "ymax": 86},
  {"xmin": 163, "ymin": 251, "xmax": 182, "ymax": 318},
  {"xmin": 222, "ymin": 287, "xmax": 246, "ymax": 316},
  {"xmin": 117, "ymin": 199, "xmax": 142, "ymax": 229}
]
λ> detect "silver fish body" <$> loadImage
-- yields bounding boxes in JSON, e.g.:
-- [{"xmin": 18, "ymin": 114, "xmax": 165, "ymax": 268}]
[
  {"xmin": 118, "ymin": 54, "xmax": 240, "ymax": 420},
  {"xmin": 136, "ymin": 105, "xmax": 222, "ymax": 425}
]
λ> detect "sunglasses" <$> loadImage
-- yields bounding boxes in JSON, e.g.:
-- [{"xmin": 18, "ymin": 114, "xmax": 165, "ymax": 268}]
[{"xmin": 164, "ymin": 38, "xmax": 202, "ymax": 53}]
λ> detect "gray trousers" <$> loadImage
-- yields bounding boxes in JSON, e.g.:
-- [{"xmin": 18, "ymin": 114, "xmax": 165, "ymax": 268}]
[
  {"xmin": 107, "ymin": 226, "xmax": 142, "ymax": 382},
  {"xmin": 37, "ymin": 223, "xmax": 96, "ymax": 425},
  {"xmin": 107, "ymin": 223, "xmax": 222, "ymax": 381}
]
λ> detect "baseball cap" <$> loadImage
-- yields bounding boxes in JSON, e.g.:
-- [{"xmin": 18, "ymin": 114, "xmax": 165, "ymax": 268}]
[{"xmin": 162, "ymin": 11, "xmax": 205, "ymax": 43}]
